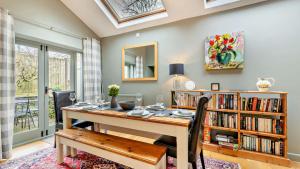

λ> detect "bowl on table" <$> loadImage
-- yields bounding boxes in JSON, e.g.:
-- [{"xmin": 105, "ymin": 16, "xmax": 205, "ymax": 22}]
[{"xmin": 118, "ymin": 101, "xmax": 136, "ymax": 110}]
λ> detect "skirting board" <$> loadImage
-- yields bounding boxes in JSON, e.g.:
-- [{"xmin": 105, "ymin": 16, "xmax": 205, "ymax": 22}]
[{"xmin": 288, "ymin": 153, "xmax": 300, "ymax": 162}]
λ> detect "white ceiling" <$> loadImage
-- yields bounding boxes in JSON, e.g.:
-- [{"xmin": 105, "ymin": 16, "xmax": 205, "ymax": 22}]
[{"xmin": 60, "ymin": 0, "xmax": 267, "ymax": 38}]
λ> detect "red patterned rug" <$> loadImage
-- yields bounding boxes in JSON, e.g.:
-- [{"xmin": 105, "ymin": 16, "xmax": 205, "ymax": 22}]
[{"xmin": 0, "ymin": 147, "xmax": 240, "ymax": 169}]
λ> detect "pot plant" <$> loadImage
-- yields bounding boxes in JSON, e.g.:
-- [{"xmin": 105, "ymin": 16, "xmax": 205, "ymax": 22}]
[{"xmin": 108, "ymin": 84, "xmax": 120, "ymax": 108}]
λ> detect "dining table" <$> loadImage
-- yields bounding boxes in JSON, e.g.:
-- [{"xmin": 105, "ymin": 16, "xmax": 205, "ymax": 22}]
[{"xmin": 61, "ymin": 106, "xmax": 192, "ymax": 169}]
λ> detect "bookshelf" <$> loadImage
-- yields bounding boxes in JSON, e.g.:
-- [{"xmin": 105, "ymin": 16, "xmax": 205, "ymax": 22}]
[{"xmin": 170, "ymin": 90, "xmax": 291, "ymax": 167}]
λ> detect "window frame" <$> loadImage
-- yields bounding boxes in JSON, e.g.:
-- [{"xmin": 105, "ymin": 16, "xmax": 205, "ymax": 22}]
[{"xmin": 101, "ymin": 0, "xmax": 167, "ymax": 23}]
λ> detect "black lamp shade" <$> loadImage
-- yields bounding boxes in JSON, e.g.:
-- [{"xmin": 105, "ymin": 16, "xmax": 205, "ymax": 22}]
[{"xmin": 169, "ymin": 63, "xmax": 184, "ymax": 75}]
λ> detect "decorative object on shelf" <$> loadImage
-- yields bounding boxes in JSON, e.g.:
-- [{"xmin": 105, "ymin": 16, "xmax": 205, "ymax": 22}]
[
  {"xmin": 205, "ymin": 31, "xmax": 244, "ymax": 70},
  {"xmin": 256, "ymin": 77, "xmax": 275, "ymax": 92},
  {"xmin": 108, "ymin": 84, "xmax": 120, "ymax": 108},
  {"xmin": 184, "ymin": 81, "xmax": 196, "ymax": 90},
  {"xmin": 169, "ymin": 63, "xmax": 184, "ymax": 90},
  {"xmin": 211, "ymin": 83, "xmax": 220, "ymax": 91}
]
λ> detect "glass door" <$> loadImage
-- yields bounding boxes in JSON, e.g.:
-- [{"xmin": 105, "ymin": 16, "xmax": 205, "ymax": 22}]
[
  {"xmin": 13, "ymin": 39, "xmax": 76, "ymax": 145},
  {"xmin": 14, "ymin": 41, "xmax": 44, "ymax": 145},
  {"xmin": 45, "ymin": 46, "xmax": 75, "ymax": 135}
]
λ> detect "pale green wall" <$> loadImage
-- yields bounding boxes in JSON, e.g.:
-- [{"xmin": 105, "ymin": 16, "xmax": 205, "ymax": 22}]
[{"xmin": 101, "ymin": 0, "xmax": 300, "ymax": 159}]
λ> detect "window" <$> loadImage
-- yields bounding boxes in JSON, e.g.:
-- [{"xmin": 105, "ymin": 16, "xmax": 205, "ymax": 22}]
[
  {"xmin": 101, "ymin": 0, "xmax": 166, "ymax": 23},
  {"xmin": 204, "ymin": 0, "xmax": 240, "ymax": 9}
]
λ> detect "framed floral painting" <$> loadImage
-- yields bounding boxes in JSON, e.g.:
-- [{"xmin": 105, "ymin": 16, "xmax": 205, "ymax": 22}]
[{"xmin": 205, "ymin": 32, "xmax": 244, "ymax": 70}]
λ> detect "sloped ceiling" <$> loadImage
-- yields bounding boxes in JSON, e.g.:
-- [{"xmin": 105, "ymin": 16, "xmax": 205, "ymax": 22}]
[{"xmin": 61, "ymin": 0, "xmax": 267, "ymax": 38}]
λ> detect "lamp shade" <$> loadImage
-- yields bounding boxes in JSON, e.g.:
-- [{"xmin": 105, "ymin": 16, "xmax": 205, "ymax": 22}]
[{"xmin": 169, "ymin": 63, "xmax": 184, "ymax": 75}]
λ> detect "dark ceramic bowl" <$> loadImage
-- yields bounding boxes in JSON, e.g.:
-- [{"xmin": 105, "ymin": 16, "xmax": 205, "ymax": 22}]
[{"xmin": 118, "ymin": 101, "xmax": 136, "ymax": 110}]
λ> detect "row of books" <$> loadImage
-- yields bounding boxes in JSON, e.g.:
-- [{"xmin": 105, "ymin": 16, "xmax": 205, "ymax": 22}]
[
  {"xmin": 242, "ymin": 135, "xmax": 284, "ymax": 156},
  {"xmin": 241, "ymin": 97, "xmax": 283, "ymax": 112},
  {"xmin": 217, "ymin": 94, "xmax": 238, "ymax": 110},
  {"xmin": 205, "ymin": 111, "xmax": 238, "ymax": 129},
  {"xmin": 173, "ymin": 93, "xmax": 202, "ymax": 107},
  {"xmin": 215, "ymin": 134, "xmax": 237, "ymax": 149},
  {"xmin": 241, "ymin": 116, "xmax": 284, "ymax": 134}
]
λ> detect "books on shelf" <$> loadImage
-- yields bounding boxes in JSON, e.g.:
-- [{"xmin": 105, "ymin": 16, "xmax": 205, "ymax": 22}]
[
  {"xmin": 242, "ymin": 135, "xmax": 284, "ymax": 156},
  {"xmin": 241, "ymin": 97, "xmax": 283, "ymax": 112},
  {"xmin": 203, "ymin": 127, "xmax": 211, "ymax": 143},
  {"xmin": 174, "ymin": 93, "xmax": 203, "ymax": 108},
  {"xmin": 241, "ymin": 116, "xmax": 284, "ymax": 134},
  {"xmin": 217, "ymin": 94, "xmax": 237, "ymax": 110},
  {"xmin": 215, "ymin": 134, "xmax": 237, "ymax": 149},
  {"xmin": 206, "ymin": 111, "xmax": 238, "ymax": 129}
]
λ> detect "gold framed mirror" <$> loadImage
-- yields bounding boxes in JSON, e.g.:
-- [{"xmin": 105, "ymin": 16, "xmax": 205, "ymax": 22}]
[{"xmin": 122, "ymin": 42, "xmax": 158, "ymax": 81}]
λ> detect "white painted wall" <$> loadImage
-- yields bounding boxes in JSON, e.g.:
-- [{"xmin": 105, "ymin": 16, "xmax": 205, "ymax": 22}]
[{"xmin": 0, "ymin": 0, "xmax": 99, "ymax": 50}]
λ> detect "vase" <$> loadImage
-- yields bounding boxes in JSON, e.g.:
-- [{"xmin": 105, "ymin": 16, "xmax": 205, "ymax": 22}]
[
  {"xmin": 110, "ymin": 96, "xmax": 118, "ymax": 108},
  {"xmin": 217, "ymin": 52, "xmax": 232, "ymax": 65},
  {"xmin": 256, "ymin": 78, "xmax": 275, "ymax": 92}
]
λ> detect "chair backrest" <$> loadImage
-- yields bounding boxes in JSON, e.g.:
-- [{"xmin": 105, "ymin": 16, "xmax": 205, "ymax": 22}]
[
  {"xmin": 189, "ymin": 93, "xmax": 212, "ymax": 159},
  {"xmin": 52, "ymin": 91, "xmax": 75, "ymax": 124}
]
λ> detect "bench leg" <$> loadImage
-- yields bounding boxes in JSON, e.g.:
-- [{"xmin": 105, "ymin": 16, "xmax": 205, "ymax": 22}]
[
  {"xmin": 56, "ymin": 136, "xmax": 64, "ymax": 164},
  {"xmin": 156, "ymin": 154, "xmax": 166, "ymax": 169},
  {"xmin": 65, "ymin": 146, "xmax": 71, "ymax": 156},
  {"xmin": 71, "ymin": 148, "xmax": 77, "ymax": 157}
]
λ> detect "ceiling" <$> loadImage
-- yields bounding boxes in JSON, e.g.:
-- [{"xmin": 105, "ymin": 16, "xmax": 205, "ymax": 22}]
[{"xmin": 60, "ymin": 0, "xmax": 267, "ymax": 38}]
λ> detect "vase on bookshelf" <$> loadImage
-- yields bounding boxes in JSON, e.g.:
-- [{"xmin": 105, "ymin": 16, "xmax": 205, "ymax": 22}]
[{"xmin": 256, "ymin": 77, "xmax": 275, "ymax": 92}]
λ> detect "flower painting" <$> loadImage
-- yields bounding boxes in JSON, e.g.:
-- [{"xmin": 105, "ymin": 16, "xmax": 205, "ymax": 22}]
[{"xmin": 205, "ymin": 32, "xmax": 244, "ymax": 70}]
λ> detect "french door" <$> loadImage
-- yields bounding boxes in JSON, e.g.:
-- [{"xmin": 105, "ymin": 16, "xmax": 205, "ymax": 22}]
[{"xmin": 14, "ymin": 39, "xmax": 75, "ymax": 145}]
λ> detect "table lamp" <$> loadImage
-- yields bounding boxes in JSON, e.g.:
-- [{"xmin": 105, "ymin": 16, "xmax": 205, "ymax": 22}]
[{"xmin": 169, "ymin": 63, "xmax": 184, "ymax": 90}]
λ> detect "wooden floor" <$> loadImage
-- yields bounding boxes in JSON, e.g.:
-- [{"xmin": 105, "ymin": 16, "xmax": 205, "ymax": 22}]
[{"xmin": 3, "ymin": 131, "xmax": 300, "ymax": 169}]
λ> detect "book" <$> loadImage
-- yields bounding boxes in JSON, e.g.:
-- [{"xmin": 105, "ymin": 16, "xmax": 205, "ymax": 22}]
[
  {"xmin": 241, "ymin": 97, "xmax": 283, "ymax": 112},
  {"xmin": 242, "ymin": 135, "xmax": 284, "ymax": 156}
]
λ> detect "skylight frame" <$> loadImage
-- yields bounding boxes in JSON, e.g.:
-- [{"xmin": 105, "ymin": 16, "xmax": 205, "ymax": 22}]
[
  {"xmin": 204, "ymin": 0, "xmax": 240, "ymax": 9},
  {"xmin": 101, "ymin": 0, "xmax": 167, "ymax": 24}
]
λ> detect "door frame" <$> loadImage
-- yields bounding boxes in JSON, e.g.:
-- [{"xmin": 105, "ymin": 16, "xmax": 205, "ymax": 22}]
[
  {"xmin": 44, "ymin": 45, "xmax": 76, "ymax": 135},
  {"xmin": 13, "ymin": 38, "xmax": 45, "ymax": 146},
  {"xmin": 13, "ymin": 38, "xmax": 77, "ymax": 146}
]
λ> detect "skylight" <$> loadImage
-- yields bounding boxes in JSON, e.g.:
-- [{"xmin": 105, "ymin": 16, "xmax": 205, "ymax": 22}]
[
  {"xmin": 204, "ymin": 0, "xmax": 240, "ymax": 9},
  {"xmin": 102, "ymin": 0, "xmax": 166, "ymax": 23}
]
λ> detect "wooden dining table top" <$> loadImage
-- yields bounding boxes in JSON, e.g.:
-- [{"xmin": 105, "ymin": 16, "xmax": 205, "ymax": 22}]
[{"xmin": 62, "ymin": 107, "xmax": 191, "ymax": 127}]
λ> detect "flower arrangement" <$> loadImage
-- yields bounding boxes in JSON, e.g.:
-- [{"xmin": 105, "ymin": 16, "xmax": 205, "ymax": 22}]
[
  {"xmin": 108, "ymin": 84, "xmax": 120, "ymax": 97},
  {"xmin": 205, "ymin": 32, "xmax": 244, "ymax": 70}
]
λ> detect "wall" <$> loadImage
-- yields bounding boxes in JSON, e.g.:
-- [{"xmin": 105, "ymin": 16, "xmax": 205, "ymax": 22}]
[
  {"xmin": 0, "ymin": 0, "xmax": 98, "ymax": 50},
  {"xmin": 101, "ymin": 0, "xmax": 300, "ymax": 159}
]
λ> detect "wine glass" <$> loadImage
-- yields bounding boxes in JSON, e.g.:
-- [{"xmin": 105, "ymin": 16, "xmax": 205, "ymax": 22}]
[
  {"xmin": 96, "ymin": 93, "xmax": 106, "ymax": 110},
  {"xmin": 156, "ymin": 95, "xmax": 165, "ymax": 106},
  {"xmin": 174, "ymin": 92, "xmax": 182, "ymax": 110},
  {"xmin": 69, "ymin": 93, "xmax": 76, "ymax": 105},
  {"xmin": 136, "ymin": 93, "xmax": 143, "ymax": 109}
]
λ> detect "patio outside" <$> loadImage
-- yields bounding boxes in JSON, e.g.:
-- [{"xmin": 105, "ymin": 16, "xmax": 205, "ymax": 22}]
[{"xmin": 14, "ymin": 44, "xmax": 71, "ymax": 134}]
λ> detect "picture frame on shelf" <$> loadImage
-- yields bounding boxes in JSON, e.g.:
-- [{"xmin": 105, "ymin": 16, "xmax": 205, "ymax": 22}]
[{"xmin": 211, "ymin": 83, "xmax": 220, "ymax": 91}]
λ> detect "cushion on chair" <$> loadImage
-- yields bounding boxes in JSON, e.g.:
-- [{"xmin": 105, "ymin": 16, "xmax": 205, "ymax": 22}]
[{"xmin": 154, "ymin": 135, "xmax": 177, "ymax": 158}]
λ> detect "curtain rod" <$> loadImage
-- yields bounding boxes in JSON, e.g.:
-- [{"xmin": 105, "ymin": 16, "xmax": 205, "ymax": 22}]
[{"xmin": 9, "ymin": 12, "xmax": 87, "ymax": 40}]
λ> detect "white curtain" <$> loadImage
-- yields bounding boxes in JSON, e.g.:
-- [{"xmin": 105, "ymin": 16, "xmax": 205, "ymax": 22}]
[
  {"xmin": 83, "ymin": 38, "xmax": 101, "ymax": 103},
  {"xmin": 135, "ymin": 56, "xmax": 143, "ymax": 78},
  {"xmin": 0, "ymin": 8, "xmax": 15, "ymax": 160}
]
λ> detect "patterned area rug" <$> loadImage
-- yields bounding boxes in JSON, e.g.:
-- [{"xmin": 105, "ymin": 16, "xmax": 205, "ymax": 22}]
[{"xmin": 0, "ymin": 147, "xmax": 240, "ymax": 169}]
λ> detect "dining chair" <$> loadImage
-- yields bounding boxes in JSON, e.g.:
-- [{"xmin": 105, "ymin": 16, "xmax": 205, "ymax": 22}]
[
  {"xmin": 53, "ymin": 91, "xmax": 94, "ymax": 147},
  {"xmin": 154, "ymin": 93, "xmax": 212, "ymax": 169}
]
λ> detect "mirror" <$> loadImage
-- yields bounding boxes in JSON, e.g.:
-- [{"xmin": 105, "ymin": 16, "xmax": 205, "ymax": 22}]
[{"xmin": 122, "ymin": 42, "xmax": 158, "ymax": 81}]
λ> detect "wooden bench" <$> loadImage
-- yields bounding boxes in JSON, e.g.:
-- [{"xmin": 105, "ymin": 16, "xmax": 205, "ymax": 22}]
[{"xmin": 55, "ymin": 129, "xmax": 167, "ymax": 169}]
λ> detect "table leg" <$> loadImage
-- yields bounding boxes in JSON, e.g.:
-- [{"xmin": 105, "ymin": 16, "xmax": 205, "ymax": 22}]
[
  {"xmin": 56, "ymin": 136, "xmax": 64, "ymax": 164},
  {"xmin": 63, "ymin": 111, "xmax": 72, "ymax": 156},
  {"xmin": 176, "ymin": 127, "xmax": 189, "ymax": 169}
]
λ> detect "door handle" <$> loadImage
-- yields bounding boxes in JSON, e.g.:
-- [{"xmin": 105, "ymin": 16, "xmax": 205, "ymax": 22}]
[{"xmin": 45, "ymin": 86, "xmax": 48, "ymax": 94}]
